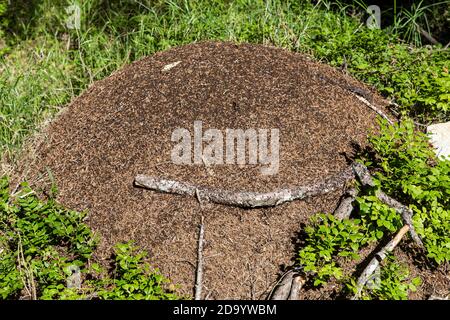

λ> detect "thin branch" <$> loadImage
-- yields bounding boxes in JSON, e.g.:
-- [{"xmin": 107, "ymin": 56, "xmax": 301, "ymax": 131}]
[
  {"xmin": 269, "ymin": 270, "xmax": 295, "ymax": 300},
  {"xmin": 334, "ymin": 187, "xmax": 358, "ymax": 220},
  {"xmin": 288, "ymin": 275, "xmax": 306, "ymax": 300},
  {"xmin": 16, "ymin": 238, "xmax": 31, "ymax": 299},
  {"xmin": 17, "ymin": 235, "xmax": 37, "ymax": 300},
  {"xmin": 416, "ymin": 24, "xmax": 440, "ymax": 45},
  {"xmin": 194, "ymin": 217, "xmax": 205, "ymax": 300},
  {"xmin": 352, "ymin": 225, "xmax": 410, "ymax": 300},
  {"xmin": 351, "ymin": 92, "xmax": 394, "ymax": 125},
  {"xmin": 352, "ymin": 163, "xmax": 423, "ymax": 247},
  {"xmin": 134, "ymin": 167, "xmax": 354, "ymax": 208},
  {"xmin": 317, "ymin": 72, "xmax": 394, "ymax": 123}
]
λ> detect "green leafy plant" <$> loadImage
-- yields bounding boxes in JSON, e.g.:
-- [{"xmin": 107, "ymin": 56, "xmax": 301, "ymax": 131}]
[
  {"xmin": 93, "ymin": 243, "xmax": 179, "ymax": 300},
  {"xmin": 307, "ymin": 25, "xmax": 450, "ymax": 121},
  {"xmin": 0, "ymin": 176, "xmax": 179, "ymax": 300},
  {"xmin": 298, "ymin": 214, "xmax": 367, "ymax": 286},
  {"xmin": 346, "ymin": 256, "xmax": 422, "ymax": 300},
  {"xmin": 0, "ymin": 176, "xmax": 96, "ymax": 298},
  {"xmin": 356, "ymin": 195, "xmax": 403, "ymax": 242},
  {"xmin": 297, "ymin": 118, "xmax": 448, "ymax": 298},
  {"xmin": 365, "ymin": 119, "xmax": 450, "ymax": 264}
]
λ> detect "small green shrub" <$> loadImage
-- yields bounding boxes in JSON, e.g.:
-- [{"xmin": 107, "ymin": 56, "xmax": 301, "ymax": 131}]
[
  {"xmin": 298, "ymin": 214, "xmax": 366, "ymax": 286},
  {"xmin": 307, "ymin": 26, "xmax": 450, "ymax": 121},
  {"xmin": 356, "ymin": 195, "xmax": 403, "ymax": 242},
  {"xmin": 93, "ymin": 243, "xmax": 179, "ymax": 300},
  {"xmin": 0, "ymin": 176, "xmax": 179, "ymax": 300},
  {"xmin": 297, "ymin": 118, "xmax": 448, "ymax": 298},
  {"xmin": 365, "ymin": 119, "xmax": 450, "ymax": 264},
  {"xmin": 346, "ymin": 256, "xmax": 422, "ymax": 300}
]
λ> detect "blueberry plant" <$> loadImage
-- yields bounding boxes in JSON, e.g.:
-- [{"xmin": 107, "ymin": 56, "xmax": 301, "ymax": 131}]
[
  {"xmin": 0, "ymin": 177, "xmax": 179, "ymax": 300},
  {"xmin": 298, "ymin": 119, "xmax": 450, "ymax": 299}
]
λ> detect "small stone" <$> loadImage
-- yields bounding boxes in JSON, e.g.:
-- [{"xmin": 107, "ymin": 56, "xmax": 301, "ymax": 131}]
[{"xmin": 427, "ymin": 121, "xmax": 450, "ymax": 160}]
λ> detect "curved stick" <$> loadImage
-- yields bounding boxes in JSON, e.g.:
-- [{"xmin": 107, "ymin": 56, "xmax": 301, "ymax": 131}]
[
  {"xmin": 351, "ymin": 93, "xmax": 394, "ymax": 125},
  {"xmin": 134, "ymin": 167, "xmax": 354, "ymax": 208},
  {"xmin": 135, "ymin": 163, "xmax": 422, "ymax": 246}
]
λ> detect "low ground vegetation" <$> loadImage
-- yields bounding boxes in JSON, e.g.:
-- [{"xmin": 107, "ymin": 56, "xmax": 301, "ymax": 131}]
[
  {"xmin": 298, "ymin": 120, "xmax": 449, "ymax": 299},
  {"xmin": 0, "ymin": 177, "xmax": 179, "ymax": 299},
  {"xmin": 0, "ymin": 0, "xmax": 449, "ymax": 299}
]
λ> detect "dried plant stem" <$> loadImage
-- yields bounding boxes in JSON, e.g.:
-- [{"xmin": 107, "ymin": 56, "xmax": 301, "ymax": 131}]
[
  {"xmin": 351, "ymin": 93, "xmax": 394, "ymax": 125},
  {"xmin": 194, "ymin": 217, "xmax": 205, "ymax": 300}
]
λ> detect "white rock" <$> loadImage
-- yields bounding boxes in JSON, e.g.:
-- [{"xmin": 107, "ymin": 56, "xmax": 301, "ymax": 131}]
[{"xmin": 427, "ymin": 121, "xmax": 450, "ymax": 160}]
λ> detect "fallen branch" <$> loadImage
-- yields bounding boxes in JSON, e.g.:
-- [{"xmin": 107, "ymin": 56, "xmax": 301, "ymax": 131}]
[
  {"xmin": 194, "ymin": 217, "xmax": 205, "ymax": 300},
  {"xmin": 136, "ymin": 164, "xmax": 422, "ymax": 246},
  {"xmin": 334, "ymin": 187, "xmax": 358, "ymax": 220},
  {"xmin": 351, "ymin": 92, "xmax": 394, "ymax": 125},
  {"xmin": 268, "ymin": 269, "xmax": 306, "ymax": 300},
  {"xmin": 269, "ymin": 270, "xmax": 295, "ymax": 300},
  {"xmin": 428, "ymin": 295, "xmax": 449, "ymax": 300},
  {"xmin": 416, "ymin": 24, "xmax": 440, "ymax": 45},
  {"xmin": 352, "ymin": 225, "xmax": 410, "ymax": 300},
  {"xmin": 135, "ymin": 168, "xmax": 354, "ymax": 208},
  {"xmin": 352, "ymin": 163, "xmax": 423, "ymax": 247},
  {"xmin": 288, "ymin": 275, "xmax": 306, "ymax": 300}
]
